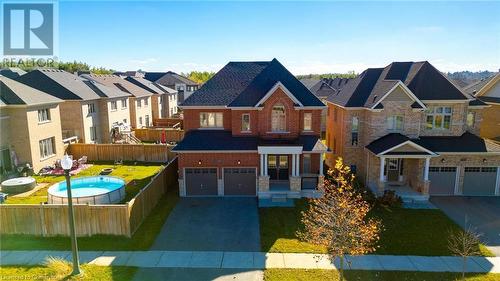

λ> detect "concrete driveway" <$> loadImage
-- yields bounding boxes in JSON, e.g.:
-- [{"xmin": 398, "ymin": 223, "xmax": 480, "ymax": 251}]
[
  {"xmin": 430, "ymin": 196, "xmax": 500, "ymax": 256},
  {"xmin": 150, "ymin": 197, "xmax": 261, "ymax": 252}
]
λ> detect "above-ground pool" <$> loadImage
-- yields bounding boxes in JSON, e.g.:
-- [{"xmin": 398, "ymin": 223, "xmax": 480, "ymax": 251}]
[{"xmin": 48, "ymin": 176, "xmax": 125, "ymax": 204}]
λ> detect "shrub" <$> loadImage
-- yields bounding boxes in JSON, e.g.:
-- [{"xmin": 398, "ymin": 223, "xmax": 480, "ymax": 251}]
[{"xmin": 376, "ymin": 190, "xmax": 402, "ymax": 208}]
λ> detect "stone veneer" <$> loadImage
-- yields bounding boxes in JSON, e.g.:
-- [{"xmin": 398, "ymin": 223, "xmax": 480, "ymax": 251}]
[
  {"xmin": 258, "ymin": 176, "xmax": 270, "ymax": 192},
  {"xmin": 289, "ymin": 176, "xmax": 301, "ymax": 192}
]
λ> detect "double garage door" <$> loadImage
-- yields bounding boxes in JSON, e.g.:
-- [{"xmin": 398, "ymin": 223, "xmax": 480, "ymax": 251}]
[
  {"xmin": 429, "ymin": 166, "xmax": 498, "ymax": 196},
  {"xmin": 185, "ymin": 168, "xmax": 256, "ymax": 196}
]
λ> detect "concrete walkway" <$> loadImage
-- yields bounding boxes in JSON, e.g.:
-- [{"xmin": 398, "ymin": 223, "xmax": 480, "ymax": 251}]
[{"xmin": 1, "ymin": 250, "xmax": 500, "ymax": 273}]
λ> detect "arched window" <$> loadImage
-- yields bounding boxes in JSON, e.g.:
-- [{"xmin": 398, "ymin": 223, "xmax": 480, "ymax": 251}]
[{"xmin": 271, "ymin": 104, "xmax": 286, "ymax": 132}]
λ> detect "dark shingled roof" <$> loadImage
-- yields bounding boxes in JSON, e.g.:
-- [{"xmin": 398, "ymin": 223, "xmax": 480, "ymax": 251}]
[
  {"xmin": 1, "ymin": 76, "xmax": 62, "ymax": 106},
  {"xmin": 182, "ymin": 59, "xmax": 325, "ymax": 107},
  {"xmin": 308, "ymin": 78, "xmax": 351, "ymax": 99},
  {"xmin": 0, "ymin": 68, "xmax": 27, "ymax": 79},
  {"xmin": 125, "ymin": 76, "xmax": 177, "ymax": 95},
  {"xmin": 463, "ymin": 74, "xmax": 497, "ymax": 95},
  {"xmin": 327, "ymin": 61, "xmax": 469, "ymax": 108},
  {"xmin": 81, "ymin": 74, "xmax": 152, "ymax": 98},
  {"xmin": 173, "ymin": 130, "xmax": 327, "ymax": 152},
  {"xmin": 366, "ymin": 132, "xmax": 500, "ymax": 154},
  {"xmin": 152, "ymin": 71, "xmax": 198, "ymax": 87}
]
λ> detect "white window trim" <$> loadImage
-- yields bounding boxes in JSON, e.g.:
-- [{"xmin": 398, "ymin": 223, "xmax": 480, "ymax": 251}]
[
  {"xmin": 199, "ymin": 112, "xmax": 224, "ymax": 128},
  {"xmin": 241, "ymin": 113, "xmax": 251, "ymax": 132},
  {"xmin": 303, "ymin": 112, "xmax": 313, "ymax": 132},
  {"xmin": 425, "ymin": 106, "xmax": 452, "ymax": 130},
  {"xmin": 255, "ymin": 82, "xmax": 303, "ymax": 107},
  {"xmin": 371, "ymin": 82, "xmax": 426, "ymax": 110}
]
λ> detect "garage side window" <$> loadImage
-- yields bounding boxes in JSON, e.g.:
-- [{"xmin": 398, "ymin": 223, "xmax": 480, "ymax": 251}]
[{"xmin": 200, "ymin": 112, "xmax": 224, "ymax": 128}]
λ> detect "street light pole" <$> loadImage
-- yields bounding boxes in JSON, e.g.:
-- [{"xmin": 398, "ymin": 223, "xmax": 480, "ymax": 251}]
[{"xmin": 61, "ymin": 155, "xmax": 81, "ymax": 276}]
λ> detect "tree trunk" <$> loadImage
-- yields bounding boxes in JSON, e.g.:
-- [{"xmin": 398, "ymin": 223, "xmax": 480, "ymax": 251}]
[
  {"xmin": 462, "ymin": 256, "xmax": 466, "ymax": 281},
  {"xmin": 339, "ymin": 255, "xmax": 344, "ymax": 281}
]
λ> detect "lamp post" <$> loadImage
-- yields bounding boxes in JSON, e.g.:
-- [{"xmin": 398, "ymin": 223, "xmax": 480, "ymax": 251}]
[{"xmin": 61, "ymin": 154, "xmax": 81, "ymax": 275}]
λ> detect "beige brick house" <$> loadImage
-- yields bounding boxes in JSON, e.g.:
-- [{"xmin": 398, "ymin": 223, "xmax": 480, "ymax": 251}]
[
  {"xmin": 17, "ymin": 70, "xmax": 131, "ymax": 144},
  {"xmin": 173, "ymin": 59, "xmax": 328, "ymax": 199},
  {"xmin": 325, "ymin": 62, "xmax": 500, "ymax": 200},
  {"xmin": 81, "ymin": 74, "xmax": 153, "ymax": 129},
  {"xmin": 125, "ymin": 76, "xmax": 178, "ymax": 118},
  {"xmin": 0, "ymin": 76, "xmax": 64, "ymax": 174}
]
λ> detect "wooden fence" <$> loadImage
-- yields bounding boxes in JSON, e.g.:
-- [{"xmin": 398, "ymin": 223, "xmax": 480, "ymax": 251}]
[
  {"xmin": 0, "ymin": 158, "xmax": 178, "ymax": 237},
  {"xmin": 153, "ymin": 118, "xmax": 183, "ymax": 128},
  {"xmin": 133, "ymin": 128, "xmax": 184, "ymax": 143},
  {"xmin": 69, "ymin": 143, "xmax": 174, "ymax": 163}
]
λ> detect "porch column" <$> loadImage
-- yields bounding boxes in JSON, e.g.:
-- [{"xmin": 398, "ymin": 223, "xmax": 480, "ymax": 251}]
[
  {"xmin": 379, "ymin": 157, "xmax": 385, "ymax": 182},
  {"xmin": 260, "ymin": 154, "xmax": 264, "ymax": 176},
  {"xmin": 264, "ymin": 154, "xmax": 268, "ymax": 176},
  {"xmin": 424, "ymin": 158, "xmax": 430, "ymax": 181},
  {"xmin": 296, "ymin": 154, "xmax": 300, "ymax": 176},
  {"xmin": 319, "ymin": 153, "xmax": 324, "ymax": 176},
  {"xmin": 292, "ymin": 154, "xmax": 296, "ymax": 176}
]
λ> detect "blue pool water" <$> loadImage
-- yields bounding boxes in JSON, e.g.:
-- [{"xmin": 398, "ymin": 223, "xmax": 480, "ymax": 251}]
[{"xmin": 48, "ymin": 176, "xmax": 125, "ymax": 198}]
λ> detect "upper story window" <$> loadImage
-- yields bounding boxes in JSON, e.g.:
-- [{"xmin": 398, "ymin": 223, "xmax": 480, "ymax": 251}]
[
  {"xmin": 160, "ymin": 96, "xmax": 164, "ymax": 103},
  {"xmin": 200, "ymin": 112, "xmax": 223, "ymax": 128},
  {"xmin": 467, "ymin": 111, "xmax": 475, "ymax": 127},
  {"xmin": 39, "ymin": 137, "xmax": 55, "ymax": 159},
  {"xmin": 271, "ymin": 104, "xmax": 286, "ymax": 132},
  {"xmin": 88, "ymin": 103, "xmax": 95, "ymax": 114},
  {"xmin": 303, "ymin": 113, "xmax": 312, "ymax": 131},
  {"xmin": 144, "ymin": 98, "xmax": 149, "ymax": 106},
  {"xmin": 241, "ymin": 113, "xmax": 251, "ymax": 132},
  {"xmin": 351, "ymin": 116, "xmax": 359, "ymax": 146},
  {"xmin": 110, "ymin": 100, "xmax": 117, "ymax": 111},
  {"xmin": 121, "ymin": 99, "xmax": 127, "ymax": 109},
  {"xmin": 426, "ymin": 106, "xmax": 452, "ymax": 130},
  {"xmin": 177, "ymin": 85, "xmax": 185, "ymax": 91},
  {"xmin": 387, "ymin": 115, "xmax": 404, "ymax": 131},
  {"xmin": 38, "ymin": 108, "xmax": 51, "ymax": 123},
  {"xmin": 137, "ymin": 99, "xmax": 142, "ymax": 108}
]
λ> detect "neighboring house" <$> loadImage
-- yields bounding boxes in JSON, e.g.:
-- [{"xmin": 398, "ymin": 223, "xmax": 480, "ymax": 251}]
[
  {"xmin": 114, "ymin": 71, "xmax": 145, "ymax": 78},
  {"xmin": 0, "ymin": 68, "xmax": 27, "ymax": 79},
  {"xmin": 16, "ymin": 69, "xmax": 131, "ymax": 144},
  {"xmin": 173, "ymin": 59, "xmax": 328, "ymax": 198},
  {"xmin": 144, "ymin": 71, "xmax": 199, "ymax": 103},
  {"xmin": 125, "ymin": 76, "xmax": 178, "ymax": 118},
  {"xmin": 306, "ymin": 78, "xmax": 351, "ymax": 136},
  {"xmin": 325, "ymin": 61, "xmax": 500, "ymax": 200},
  {"xmin": 81, "ymin": 74, "xmax": 153, "ymax": 129},
  {"xmin": 464, "ymin": 72, "xmax": 500, "ymax": 141},
  {"xmin": 0, "ymin": 76, "xmax": 64, "ymax": 174}
]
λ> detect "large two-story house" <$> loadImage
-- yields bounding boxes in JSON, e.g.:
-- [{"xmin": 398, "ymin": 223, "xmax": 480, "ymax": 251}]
[
  {"xmin": 125, "ymin": 76, "xmax": 178, "ymax": 118},
  {"xmin": 325, "ymin": 61, "xmax": 500, "ymax": 200},
  {"xmin": 144, "ymin": 71, "xmax": 199, "ymax": 103},
  {"xmin": 173, "ymin": 59, "xmax": 328, "ymax": 198}
]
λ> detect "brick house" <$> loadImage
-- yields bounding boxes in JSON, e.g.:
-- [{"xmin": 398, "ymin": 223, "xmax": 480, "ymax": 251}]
[
  {"xmin": 325, "ymin": 61, "xmax": 500, "ymax": 200},
  {"xmin": 144, "ymin": 71, "xmax": 199, "ymax": 103},
  {"xmin": 173, "ymin": 59, "xmax": 328, "ymax": 198},
  {"xmin": 463, "ymin": 72, "xmax": 500, "ymax": 141},
  {"xmin": 125, "ymin": 76, "xmax": 178, "ymax": 118}
]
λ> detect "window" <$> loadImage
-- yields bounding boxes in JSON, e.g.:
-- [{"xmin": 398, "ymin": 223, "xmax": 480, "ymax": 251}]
[
  {"xmin": 121, "ymin": 99, "xmax": 127, "ymax": 109},
  {"xmin": 241, "ymin": 113, "xmax": 251, "ymax": 132},
  {"xmin": 160, "ymin": 96, "xmax": 164, "ymax": 103},
  {"xmin": 139, "ymin": 117, "xmax": 143, "ymax": 126},
  {"xmin": 137, "ymin": 99, "xmax": 142, "ymax": 108},
  {"xmin": 88, "ymin": 103, "xmax": 95, "ymax": 114},
  {"xmin": 467, "ymin": 111, "xmax": 475, "ymax": 127},
  {"xmin": 37, "ymin": 109, "xmax": 51, "ymax": 123},
  {"xmin": 110, "ymin": 101, "xmax": 117, "ymax": 111},
  {"xmin": 144, "ymin": 98, "xmax": 149, "ymax": 106},
  {"xmin": 145, "ymin": 115, "xmax": 150, "ymax": 127},
  {"xmin": 177, "ymin": 85, "xmax": 185, "ymax": 91},
  {"xmin": 350, "ymin": 165, "xmax": 357, "ymax": 174},
  {"xmin": 387, "ymin": 115, "xmax": 404, "ymax": 131},
  {"xmin": 90, "ymin": 126, "xmax": 97, "ymax": 141},
  {"xmin": 303, "ymin": 113, "xmax": 312, "ymax": 131},
  {"xmin": 271, "ymin": 104, "xmax": 286, "ymax": 132},
  {"xmin": 200, "ymin": 112, "xmax": 223, "ymax": 128},
  {"xmin": 123, "ymin": 118, "xmax": 127, "ymax": 124},
  {"xmin": 39, "ymin": 137, "xmax": 55, "ymax": 159},
  {"xmin": 351, "ymin": 116, "xmax": 359, "ymax": 146},
  {"xmin": 426, "ymin": 106, "xmax": 452, "ymax": 130}
]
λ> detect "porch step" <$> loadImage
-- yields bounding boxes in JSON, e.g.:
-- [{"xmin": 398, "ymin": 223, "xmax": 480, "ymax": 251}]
[{"xmin": 271, "ymin": 193, "xmax": 288, "ymax": 202}]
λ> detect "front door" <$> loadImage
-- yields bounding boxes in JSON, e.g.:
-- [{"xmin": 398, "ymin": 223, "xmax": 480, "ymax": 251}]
[
  {"xmin": 268, "ymin": 155, "xmax": 289, "ymax": 180},
  {"xmin": 387, "ymin": 159, "xmax": 400, "ymax": 182}
]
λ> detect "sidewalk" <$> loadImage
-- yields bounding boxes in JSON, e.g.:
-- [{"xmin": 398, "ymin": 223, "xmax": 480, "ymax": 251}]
[{"xmin": 1, "ymin": 250, "xmax": 500, "ymax": 273}]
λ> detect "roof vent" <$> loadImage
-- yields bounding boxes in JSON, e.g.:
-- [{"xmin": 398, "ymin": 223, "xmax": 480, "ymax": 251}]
[{"xmin": 373, "ymin": 95, "xmax": 378, "ymax": 102}]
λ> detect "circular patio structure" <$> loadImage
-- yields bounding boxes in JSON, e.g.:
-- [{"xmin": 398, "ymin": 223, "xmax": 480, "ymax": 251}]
[{"xmin": 0, "ymin": 177, "xmax": 36, "ymax": 194}]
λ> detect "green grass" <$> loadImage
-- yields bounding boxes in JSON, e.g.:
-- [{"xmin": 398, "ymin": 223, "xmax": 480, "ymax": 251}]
[
  {"xmin": 0, "ymin": 264, "xmax": 137, "ymax": 281},
  {"xmin": 264, "ymin": 269, "xmax": 500, "ymax": 281},
  {"xmin": 0, "ymin": 187, "xmax": 179, "ymax": 251},
  {"xmin": 259, "ymin": 199, "xmax": 493, "ymax": 256},
  {"xmin": 6, "ymin": 161, "xmax": 163, "ymax": 204}
]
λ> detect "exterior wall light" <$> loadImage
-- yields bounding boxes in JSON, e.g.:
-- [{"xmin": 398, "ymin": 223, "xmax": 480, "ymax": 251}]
[
  {"xmin": 237, "ymin": 160, "xmax": 241, "ymax": 165},
  {"xmin": 198, "ymin": 160, "xmax": 202, "ymax": 165}
]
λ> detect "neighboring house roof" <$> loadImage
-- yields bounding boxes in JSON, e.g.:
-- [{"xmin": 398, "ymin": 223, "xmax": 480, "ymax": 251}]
[
  {"xmin": 300, "ymin": 78, "xmax": 321, "ymax": 90},
  {"xmin": 0, "ymin": 68, "xmax": 27, "ymax": 79},
  {"xmin": 463, "ymin": 73, "xmax": 500, "ymax": 104},
  {"xmin": 309, "ymin": 78, "xmax": 351, "ymax": 99},
  {"xmin": 366, "ymin": 132, "xmax": 500, "ymax": 155},
  {"xmin": 0, "ymin": 75, "xmax": 62, "ymax": 106},
  {"xmin": 16, "ymin": 69, "xmax": 102, "ymax": 101},
  {"xmin": 81, "ymin": 74, "xmax": 153, "ymax": 98},
  {"xmin": 182, "ymin": 59, "xmax": 325, "ymax": 107},
  {"xmin": 327, "ymin": 61, "xmax": 472, "ymax": 108},
  {"xmin": 145, "ymin": 71, "xmax": 198, "ymax": 86},
  {"xmin": 82, "ymin": 80, "xmax": 131, "ymax": 99},
  {"xmin": 173, "ymin": 130, "xmax": 328, "ymax": 152},
  {"xmin": 125, "ymin": 76, "xmax": 177, "ymax": 95}
]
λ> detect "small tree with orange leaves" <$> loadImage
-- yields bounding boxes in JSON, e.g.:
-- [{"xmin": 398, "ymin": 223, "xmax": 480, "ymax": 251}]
[{"xmin": 298, "ymin": 158, "xmax": 381, "ymax": 281}]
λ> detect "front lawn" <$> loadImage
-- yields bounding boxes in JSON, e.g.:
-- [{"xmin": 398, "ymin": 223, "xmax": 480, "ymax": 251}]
[
  {"xmin": 259, "ymin": 199, "xmax": 492, "ymax": 256},
  {"xmin": 5, "ymin": 161, "xmax": 163, "ymax": 204},
  {"xmin": 265, "ymin": 269, "xmax": 500, "ymax": 281},
  {"xmin": 0, "ymin": 187, "xmax": 179, "ymax": 251},
  {"xmin": 0, "ymin": 264, "xmax": 137, "ymax": 281}
]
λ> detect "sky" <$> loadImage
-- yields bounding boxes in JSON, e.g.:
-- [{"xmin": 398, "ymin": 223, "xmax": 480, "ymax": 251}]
[{"xmin": 57, "ymin": 1, "xmax": 500, "ymax": 74}]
